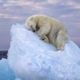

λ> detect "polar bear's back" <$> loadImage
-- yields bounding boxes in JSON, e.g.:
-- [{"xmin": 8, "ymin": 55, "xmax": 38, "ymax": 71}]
[
  {"xmin": 29, "ymin": 15, "xmax": 66, "ymax": 29},
  {"xmin": 28, "ymin": 15, "xmax": 58, "ymax": 23}
]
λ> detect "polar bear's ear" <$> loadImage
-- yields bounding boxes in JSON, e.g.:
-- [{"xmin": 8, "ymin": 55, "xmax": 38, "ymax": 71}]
[
  {"xmin": 31, "ymin": 17, "xmax": 33, "ymax": 20},
  {"xmin": 30, "ymin": 17, "xmax": 34, "ymax": 21}
]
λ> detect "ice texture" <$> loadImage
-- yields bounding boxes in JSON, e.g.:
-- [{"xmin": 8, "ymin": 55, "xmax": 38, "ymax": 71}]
[
  {"xmin": 0, "ymin": 59, "xmax": 15, "ymax": 80},
  {"xmin": 8, "ymin": 23, "xmax": 80, "ymax": 80}
]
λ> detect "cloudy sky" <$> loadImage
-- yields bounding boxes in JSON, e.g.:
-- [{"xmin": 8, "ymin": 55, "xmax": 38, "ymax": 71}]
[{"xmin": 0, "ymin": 0, "xmax": 80, "ymax": 50}]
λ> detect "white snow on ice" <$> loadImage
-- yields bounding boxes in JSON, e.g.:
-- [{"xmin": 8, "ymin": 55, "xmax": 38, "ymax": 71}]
[{"xmin": 6, "ymin": 23, "xmax": 80, "ymax": 80}]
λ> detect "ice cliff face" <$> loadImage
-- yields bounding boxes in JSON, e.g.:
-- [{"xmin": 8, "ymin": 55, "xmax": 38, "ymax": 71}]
[
  {"xmin": 8, "ymin": 23, "xmax": 80, "ymax": 80},
  {"xmin": 0, "ymin": 59, "xmax": 15, "ymax": 80}
]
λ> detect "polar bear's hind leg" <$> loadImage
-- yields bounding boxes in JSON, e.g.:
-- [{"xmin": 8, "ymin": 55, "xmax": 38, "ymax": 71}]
[{"xmin": 55, "ymin": 30, "xmax": 68, "ymax": 50}]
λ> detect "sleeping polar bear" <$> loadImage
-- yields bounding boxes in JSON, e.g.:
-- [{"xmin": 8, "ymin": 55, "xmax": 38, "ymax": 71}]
[{"xmin": 25, "ymin": 15, "xmax": 69, "ymax": 50}]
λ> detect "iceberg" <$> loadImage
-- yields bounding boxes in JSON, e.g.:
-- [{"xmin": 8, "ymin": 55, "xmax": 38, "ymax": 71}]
[
  {"xmin": 8, "ymin": 23, "xmax": 80, "ymax": 80},
  {"xmin": 0, "ymin": 59, "xmax": 15, "ymax": 80}
]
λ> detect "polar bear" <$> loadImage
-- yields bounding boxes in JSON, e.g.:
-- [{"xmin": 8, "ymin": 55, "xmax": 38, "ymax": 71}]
[{"xmin": 25, "ymin": 15, "xmax": 68, "ymax": 50}]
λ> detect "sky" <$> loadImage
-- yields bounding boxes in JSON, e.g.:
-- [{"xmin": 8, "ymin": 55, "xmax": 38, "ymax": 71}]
[{"xmin": 0, "ymin": 0, "xmax": 80, "ymax": 50}]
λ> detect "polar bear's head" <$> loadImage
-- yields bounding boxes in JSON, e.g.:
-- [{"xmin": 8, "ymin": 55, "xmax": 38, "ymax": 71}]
[{"xmin": 25, "ymin": 16, "xmax": 37, "ymax": 32}]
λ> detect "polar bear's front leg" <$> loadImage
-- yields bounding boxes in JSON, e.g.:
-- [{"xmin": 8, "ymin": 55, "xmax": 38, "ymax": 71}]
[
  {"xmin": 37, "ymin": 32, "xmax": 49, "ymax": 43},
  {"xmin": 36, "ymin": 25, "xmax": 50, "ymax": 43},
  {"xmin": 42, "ymin": 35, "xmax": 49, "ymax": 43}
]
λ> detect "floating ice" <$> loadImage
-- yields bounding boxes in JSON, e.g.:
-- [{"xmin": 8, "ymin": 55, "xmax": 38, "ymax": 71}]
[
  {"xmin": 0, "ymin": 59, "xmax": 15, "ymax": 80},
  {"xmin": 8, "ymin": 23, "xmax": 80, "ymax": 80}
]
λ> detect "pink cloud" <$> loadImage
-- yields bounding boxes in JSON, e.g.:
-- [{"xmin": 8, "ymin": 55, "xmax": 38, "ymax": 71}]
[
  {"xmin": 65, "ymin": 1, "xmax": 80, "ymax": 9},
  {"xmin": 60, "ymin": 14, "xmax": 74, "ymax": 18},
  {"xmin": 0, "ymin": 13, "xmax": 22, "ymax": 20}
]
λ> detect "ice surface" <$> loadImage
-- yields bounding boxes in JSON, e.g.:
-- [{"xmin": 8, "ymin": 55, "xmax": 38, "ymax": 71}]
[
  {"xmin": 8, "ymin": 23, "xmax": 80, "ymax": 80},
  {"xmin": 0, "ymin": 59, "xmax": 15, "ymax": 80}
]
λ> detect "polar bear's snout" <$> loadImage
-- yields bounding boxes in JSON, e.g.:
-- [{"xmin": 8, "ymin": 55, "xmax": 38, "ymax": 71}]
[{"xmin": 30, "ymin": 25, "xmax": 36, "ymax": 32}]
